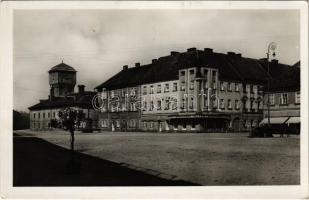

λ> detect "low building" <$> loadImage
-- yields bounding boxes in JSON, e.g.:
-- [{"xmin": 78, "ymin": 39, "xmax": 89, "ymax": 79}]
[
  {"xmin": 28, "ymin": 62, "xmax": 97, "ymax": 130},
  {"xmin": 261, "ymin": 61, "xmax": 300, "ymax": 134},
  {"xmin": 95, "ymin": 48, "xmax": 298, "ymax": 133}
]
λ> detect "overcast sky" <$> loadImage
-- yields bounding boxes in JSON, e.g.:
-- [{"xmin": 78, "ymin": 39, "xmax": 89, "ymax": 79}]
[{"xmin": 14, "ymin": 9, "xmax": 300, "ymax": 111}]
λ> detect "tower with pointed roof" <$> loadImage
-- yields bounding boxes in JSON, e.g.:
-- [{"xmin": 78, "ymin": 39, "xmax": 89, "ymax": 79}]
[{"xmin": 48, "ymin": 62, "xmax": 77, "ymax": 97}]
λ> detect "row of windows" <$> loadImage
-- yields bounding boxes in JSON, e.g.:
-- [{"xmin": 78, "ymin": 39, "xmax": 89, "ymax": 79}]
[
  {"xmin": 100, "ymin": 119, "xmax": 138, "ymax": 128},
  {"xmin": 219, "ymin": 82, "xmax": 261, "ymax": 94},
  {"xmin": 143, "ymin": 82, "xmax": 178, "ymax": 95},
  {"xmin": 33, "ymin": 112, "xmax": 56, "ymax": 119},
  {"xmin": 220, "ymin": 82, "xmax": 240, "ymax": 92},
  {"xmin": 179, "ymin": 69, "xmax": 217, "ymax": 82},
  {"xmin": 144, "ymin": 98, "xmax": 178, "ymax": 111},
  {"xmin": 110, "ymin": 88, "xmax": 137, "ymax": 98},
  {"xmin": 268, "ymin": 91, "xmax": 300, "ymax": 105}
]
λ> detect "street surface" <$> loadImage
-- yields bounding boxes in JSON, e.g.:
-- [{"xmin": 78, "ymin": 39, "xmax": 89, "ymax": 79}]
[{"xmin": 14, "ymin": 130, "xmax": 300, "ymax": 185}]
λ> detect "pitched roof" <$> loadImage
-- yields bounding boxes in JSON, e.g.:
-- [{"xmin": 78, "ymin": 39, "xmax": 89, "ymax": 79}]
[
  {"xmin": 48, "ymin": 62, "xmax": 77, "ymax": 73},
  {"xmin": 264, "ymin": 64, "xmax": 300, "ymax": 92},
  {"xmin": 95, "ymin": 48, "xmax": 298, "ymax": 90},
  {"xmin": 28, "ymin": 91, "xmax": 96, "ymax": 111}
]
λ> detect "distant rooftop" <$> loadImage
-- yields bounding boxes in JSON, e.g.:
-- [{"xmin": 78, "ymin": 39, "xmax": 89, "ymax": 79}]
[
  {"xmin": 95, "ymin": 48, "xmax": 299, "ymax": 90},
  {"xmin": 48, "ymin": 62, "xmax": 77, "ymax": 73}
]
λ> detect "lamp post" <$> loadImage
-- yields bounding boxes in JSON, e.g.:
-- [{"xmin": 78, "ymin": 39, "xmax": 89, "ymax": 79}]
[{"xmin": 266, "ymin": 42, "xmax": 277, "ymax": 133}]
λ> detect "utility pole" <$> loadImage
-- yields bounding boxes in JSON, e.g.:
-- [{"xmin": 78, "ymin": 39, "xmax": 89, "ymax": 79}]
[{"xmin": 266, "ymin": 42, "xmax": 277, "ymax": 135}]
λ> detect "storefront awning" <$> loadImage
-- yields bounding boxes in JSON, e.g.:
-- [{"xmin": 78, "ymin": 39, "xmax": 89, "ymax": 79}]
[
  {"xmin": 287, "ymin": 117, "xmax": 300, "ymax": 124},
  {"xmin": 259, "ymin": 117, "xmax": 289, "ymax": 125}
]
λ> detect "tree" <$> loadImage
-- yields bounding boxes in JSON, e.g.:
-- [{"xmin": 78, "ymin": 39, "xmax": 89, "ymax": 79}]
[{"xmin": 58, "ymin": 108, "xmax": 77, "ymax": 151}]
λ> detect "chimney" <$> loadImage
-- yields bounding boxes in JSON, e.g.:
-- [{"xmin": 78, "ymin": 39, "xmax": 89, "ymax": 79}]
[
  {"xmin": 187, "ymin": 47, "xmax": 197, "ymax": 52},
  {"xmin": 170, "ymin": 51, "xmax": 179, "ymax": 56},
  {"xmin": 227, "ymin": 52, "xmax": 236, "ymax": 56},
  {"xmin": 152, "ymin": 59, "xmax": 157, "ymax": 64},
  {"xmin": 271, "ymin": 59, "xmax": 278, "ymax": 65},
  {"xmin": 78, "ymin": 85, "xmax": 85, "ymax": 94},
  {"xmin": 204, "ymin": 48, "xmax": 213, "ymax": 54},
  {"xmin": 135, "ymin": 62, "xmax": 140, "ymax": 67},
  {"xmin": 123, "ymin": 65, "xmax": 128, "ymax": 70}
]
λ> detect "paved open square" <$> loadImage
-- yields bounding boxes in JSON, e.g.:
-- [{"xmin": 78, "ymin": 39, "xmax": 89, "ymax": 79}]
[{"xmin": 14, "ymin": 130, "xmax": 300, "ymax": 186}]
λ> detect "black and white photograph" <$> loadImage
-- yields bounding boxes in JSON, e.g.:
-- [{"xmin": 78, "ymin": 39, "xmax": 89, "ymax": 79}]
[{"xmin": 0, "ymin": 1, "xmax": 308, "ymax": 199}]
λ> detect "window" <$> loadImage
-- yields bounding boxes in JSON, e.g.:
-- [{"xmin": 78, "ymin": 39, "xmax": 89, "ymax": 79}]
[
  {"xmin": 101, "ymin": 120, "xmax": 108, "ymax": 128},
  {"xmin": 173, "ymin": 82, "xmax": 178, "ymax": 91},
  {"xmin": 204, "ymin": 97, "xmax": 209, "ymax": 109},
  {"xmin": 269, "ymin": 94, "xmax": 275, "ymax": 105},
  {"xmin": 220, "ymin": 82, "xmax": 225, "ymax": 91},
  {"xmin": 150, "ymin": 100, "xmax": 154, "ymax": 111},
  {"xmin": 243, "ymin": 84, "xmax": 247, "ymax": 93},
  {"xmin": 235, "ymin": 83, "xmax": 239, "ymax": 92},
  {"xmin": 189, "ymin": 69, "xmax": 194, "ymax": 75},
  {"xmin": 257, "ymin": 101, "xmax": 262, "ymax": 110},
  {"xmin": 48, "ymin": 113, "xmax": 50, "ymax": 118},
  {"xmin": 204, "ymin": 81, "xmax": 208, "ymax": 89},
  {"xmin": 143, "ymin": 101, "xmax": 147, "ymax": 111},
  {"xmin": 228, "ymin": 99, "xmax": 232, "ymax": 109},
  {"xmin": 157, "ymin": 100, "xmax": 161, "ymax": 110},
  {"xmin": 246, "ymin": 85, "xmax": 250, "ymax": 93},
  {"xmin": 111, "ymin": 91, "xmax": 115, "ymax": 98},
  {"xmin": 150, "ymin": 85, "xmax": 154, "ymax": 94},
  {"xmin": 116, "ymin": 120, "xmax": 120, "ymax": 128},
  {"xmin": 130, "ymin": 103, "xmax": 136, "ymax": 111},
  {"xmin": 250, "ymin": 85, "xmax": 254, "ymax": 94},
  {"xmin": 33, "ymin": 113, "xmax": 36, "ymax": 119},
  {"xmin": 157, "ymin": 84, "xmax": 161, "ymax": 93},
  {"xmin": 172, "ymin": 98, "xmax": 177, "ymax": 110},
  {"xmin": 165, "ymin": 98, "xmax": 170, "ymax": 110},
  {"xmin": 129, "ymin": 119, "xmax": 136, "ymax": 128},
  {"xmin": 143, "ymin": 86, "xmax": 147, "ymax": 95},
  {"xmin": 235, "ymin": 100, "xmax": 240, "ymax": 110},
  {"xmin": 181, "ymin": 98, "xmax": 185, "ymax": 109},
  {"xmin": 150, "ymin": 122, "xmax": 154, "ymax": 128},
  {"xmin": 130, "ymin": 88, "xmax": 136, "ymax": 96},
  {"xmin": 143, "ymin": 121, "xmax": 147, "ymax": 128},
  {"xmin": 250, "ymin": 100, "xmax": 254, "ymax": 111},
  {"xmin": 181, "ymin": 82, "xmax": 186, "ymax": 91},
  {"xmin": 43, "ymin": 113, "xmax": 45, "ymax": 119},
  {"xmin": 190, "ymin": 80, "xmax": 194, "ymax": 90},
  {"xmin": 189, "ymin": 97, "xmax": 194, "ymax": 109},
  {"xmin": 180, "ymin": 71, "xmax": 185, "ymax": 76},
  {"xmin": 204, "ymin": 69, "xmax": 208, "ymax": 79},
  {"xmin": 212, "ymin": 71, "xmax": 217, "ymax": 82},
  {"xmin": 53, "ymin": 112, "xmax": 55, "ymax": 118},
  {"xmin": 164, "ymin": 83, "xmax": 169, "ymax": 93},
  {"xmin": 227, "ymin": 83, "xmax": 232, "ymax": 91},
  {"xmin": 280, "ymin": 93, "xmax": 288, "ymax": 105},
  {"xmin": 220, "ymin": 99, "xmax": 225, "ymax": 109},
  {"xmin": 295, "ymin": 91, "xmax": 300, "ymax": 104}
]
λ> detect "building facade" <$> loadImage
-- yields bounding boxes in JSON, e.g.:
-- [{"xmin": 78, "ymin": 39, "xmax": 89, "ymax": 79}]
[
  {"xmin": 29, "ymin": 62, "xmax": 97, "ymax": 130},
  {"xmin": 95, "ymin": 48, "xmax": 292, "ymax": 133},
  {"xmin": 261, "ymin": 61, "xmax": 300, "ymax": 134}
]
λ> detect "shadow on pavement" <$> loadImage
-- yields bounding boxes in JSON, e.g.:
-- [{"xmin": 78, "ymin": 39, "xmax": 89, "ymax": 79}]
[{"xmin": 13, "ymin": 135, "xmax": 199, "ymax": 186}]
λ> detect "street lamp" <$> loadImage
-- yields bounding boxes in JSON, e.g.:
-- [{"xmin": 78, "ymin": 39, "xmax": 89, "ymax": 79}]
[{"xmin": 266, "ymin": 42, "xmax": 277, "ymax": 133}]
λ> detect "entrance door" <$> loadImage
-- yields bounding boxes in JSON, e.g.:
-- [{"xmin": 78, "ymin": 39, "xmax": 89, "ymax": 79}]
[{"xmin": 232, "ymin": 118, "xmax": 240, "ymax": 132}]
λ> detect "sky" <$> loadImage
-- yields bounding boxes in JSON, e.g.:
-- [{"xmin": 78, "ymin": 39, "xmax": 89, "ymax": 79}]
[{"xmin": 14, "ymin": 9, "xmax": 300, "ymax": 112}]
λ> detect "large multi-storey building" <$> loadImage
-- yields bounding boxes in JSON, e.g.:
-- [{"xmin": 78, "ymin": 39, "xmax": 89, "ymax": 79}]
[
  {"xmin": 29, "ymin": 62, "xmax": 97, "ymax": 130},
  {"xmin": 95, "ymin": 47, "xmax": 298, "ymax": 133}
]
